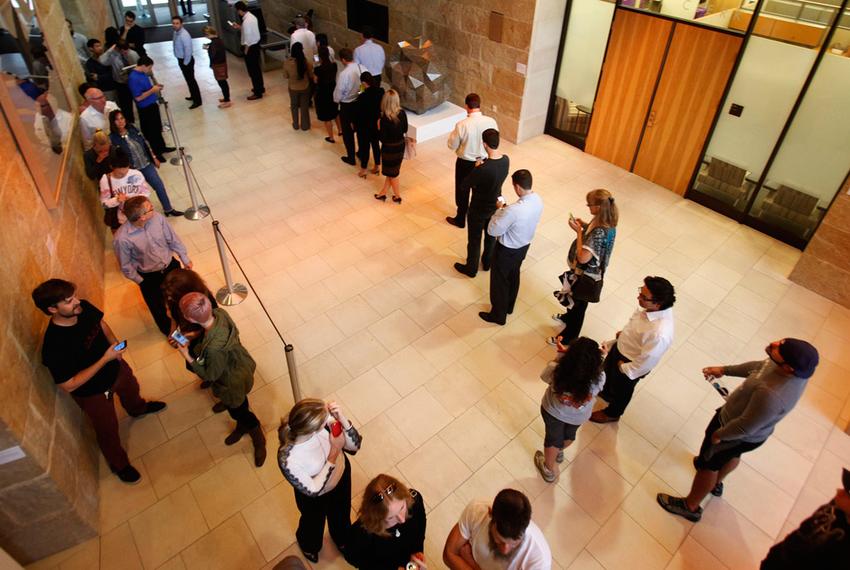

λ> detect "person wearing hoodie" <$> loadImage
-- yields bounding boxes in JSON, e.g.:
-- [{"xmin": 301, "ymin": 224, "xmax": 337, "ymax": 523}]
[{"xmin": 174, "ymin": 292, "xmax": 266, "ymax": 467}]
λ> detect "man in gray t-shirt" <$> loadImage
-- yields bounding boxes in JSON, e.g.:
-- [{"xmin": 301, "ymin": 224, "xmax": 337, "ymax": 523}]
[{"xmin": 657, "ymin": 338, "xmax": 818, "ymax": 522}]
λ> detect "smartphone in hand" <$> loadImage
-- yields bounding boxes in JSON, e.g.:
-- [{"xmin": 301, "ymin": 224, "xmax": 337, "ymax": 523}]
[
  {"xmin": 331, "ymin": 421, "xmax": 343, "ymax": 437},
  {"xmin": 114, "ymin": 340, "xmax": 128, "ymax": 351},
  {"xmin": 170, "ymin": 330, "xmax": 189, "ymax": 346}
]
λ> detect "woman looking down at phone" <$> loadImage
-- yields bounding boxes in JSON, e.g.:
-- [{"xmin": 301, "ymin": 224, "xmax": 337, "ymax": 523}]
[
  {"xmin": 344, "ymin": 474, "xmax": 427, "ymax": 570},
  {"xmin": 278, "ymin": 398, "xmax": 362, "ymax": 563},
  {"xmin": 174, "ymin": 292, "xmax": 266, "ymax": 467}
]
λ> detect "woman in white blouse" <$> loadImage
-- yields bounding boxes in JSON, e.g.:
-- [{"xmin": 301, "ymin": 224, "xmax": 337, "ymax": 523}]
[{"xmin": 278, "ymin": 398, "xmax": 362, "ymax": 563}]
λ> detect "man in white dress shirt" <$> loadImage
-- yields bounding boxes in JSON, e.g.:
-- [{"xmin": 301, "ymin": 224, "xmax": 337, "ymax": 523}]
[
  {"xmin": 290, "ymin": 17, "xmax": 316, "ymax": 62},
  {"xmin": 590, "ymin": 276, "xmax": 676, "ymax": 423},
  {"xmin": 333, "ymin": 48, "xmax": 363, "ymax": 166},
  {"xmin": 353, "ymin": 26, "xmax": 385, "ymax": 83},
  {"xmin": 446, "ymin": 93, "xmax": 498, "ymax": 228},
  {"xmin": 79, "ymin": 87, "xmax": 120, "ymax": 149},
  {"xmin": 231, "ymin": 1, "xmax": 264, "ymax": 100},
  {"xmin": 480, "ymin": 170, "xmax": 543, "ymax": 325}
]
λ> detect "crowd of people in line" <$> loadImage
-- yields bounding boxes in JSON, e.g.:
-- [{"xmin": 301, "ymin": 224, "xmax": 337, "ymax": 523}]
[{"xmin": 39, "ymin": 10, "xmax": 849, "ymax": 570}]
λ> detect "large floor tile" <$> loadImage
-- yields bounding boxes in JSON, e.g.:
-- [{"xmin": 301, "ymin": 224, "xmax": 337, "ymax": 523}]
[
  {"xmin": 188, "ymin": 454, "xmax": 265, "ymax": 529},
  {"xmin": 559, "ymin": 449, "xmax": 633, "ymax": 524},
  {"xmin": 532, "ymin": 484, "xmax": 600, "ymax": 569},
  {"xmin": 141, "ymin": 428, "xmax": 215, "ymax": 499},
  {"xmin": 241, "ymin": 483, "xmax": 302, "ymax": 562},
  {"xmin": 587, "ymin": 509, "xmax": 672, "ymax": 570},
  {"xmin": 180, "ymin": 514, "xmax": 265, "ymax": 570},
  {"xmin": 439, "ymin": 406, "xmax": 510, "ymax": 472},
  {"xmin": 397, "ymin": 437, "xmax": 472, "ymax": 506}
]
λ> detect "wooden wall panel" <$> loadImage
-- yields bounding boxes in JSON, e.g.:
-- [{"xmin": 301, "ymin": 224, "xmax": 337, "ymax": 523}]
[
  {"xmin": 585, "ymin": 10, "xmax": 672, "ymax": 170},
  {"xmin": 634, "ymin": 25, "xmax": 742, "ymax": 195}
]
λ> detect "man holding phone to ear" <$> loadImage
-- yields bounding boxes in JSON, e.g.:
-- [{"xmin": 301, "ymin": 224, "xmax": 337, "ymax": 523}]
[{"xmin": 31, "ymin": 279, "xmax": 166, "ymax": 484}]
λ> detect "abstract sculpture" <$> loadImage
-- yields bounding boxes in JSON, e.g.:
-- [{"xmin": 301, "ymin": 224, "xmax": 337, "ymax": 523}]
[{"xmin": 385, "ymin": 36, "xmax": 450, "ymax": 114}]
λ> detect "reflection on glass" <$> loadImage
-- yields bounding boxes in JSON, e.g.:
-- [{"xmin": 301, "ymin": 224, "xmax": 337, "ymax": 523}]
[
  {"xmin": 749, "ymin": 49, "xmax": 850, "ymax": 241},
  {"xmin": 549, "ymin": 0, "xmax": 615, "ymax": 148},
  {"xmin": 0, "ymin": 0, "xmax": 73, "ymax": 191},
  {"xmin": 622, "ymin": 0, "xmax": 755, "ymax": 31}
]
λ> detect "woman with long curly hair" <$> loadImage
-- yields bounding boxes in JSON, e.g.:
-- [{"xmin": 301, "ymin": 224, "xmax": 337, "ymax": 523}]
[{"xmin": 534, "ymin": 336, "xmax": 605, "ymax": 482}]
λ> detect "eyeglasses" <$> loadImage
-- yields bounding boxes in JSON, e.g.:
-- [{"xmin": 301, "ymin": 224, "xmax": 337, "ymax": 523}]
[{"xmin": 371, "ymin": 483, "xmax": 396, "ymax": 503}]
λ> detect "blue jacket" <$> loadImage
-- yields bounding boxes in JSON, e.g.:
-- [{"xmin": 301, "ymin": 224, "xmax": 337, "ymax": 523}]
[{"xmin": 109, "ymin": 126, "xmax": 155, "ymax": 169}]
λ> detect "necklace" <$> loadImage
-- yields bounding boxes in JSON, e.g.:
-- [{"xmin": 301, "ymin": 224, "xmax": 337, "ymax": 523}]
[{"xmin": 395, "ymin": 529, "xmax": 400, "ymax": 538}]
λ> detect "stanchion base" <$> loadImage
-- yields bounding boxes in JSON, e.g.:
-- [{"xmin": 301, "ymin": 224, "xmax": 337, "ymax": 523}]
[
  {"xmin": 184, "ymin": 206, "xmax": 210, "ymax": 220},
  {"xmin": 216, "ymin": 284, "xmax": 249, "ymax": 306},
  {"xmin": 170, "ymin": 154, "xmax": 192, "ymax": 165}
]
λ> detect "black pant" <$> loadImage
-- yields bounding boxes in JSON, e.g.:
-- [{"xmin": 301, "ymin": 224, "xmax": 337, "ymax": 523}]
[
  {"xmin": 115, "ymin": 82, "xmax": 135, "ymax": 124},
  {"xmin": 463, "ymin": 214, "xmax": 495, "ymax": 275},
  {"xmin": 489, "ymin": 241, "xmax": 529, "ymax": 323},
  {"xmin": 245, "ymin": 44, "xmax": 264, "ymax": 96},
  {"xmin": 339, "ymin": 101, "xmax": 357, "ymax": 161},
  {"xmin": 356, "ymin": 125, "xmax": 380, "ymax": 168},
  {"xmin": 558, "ymin": 299, "xmax": 589, "ymax": 343},
  {"xmin": 217, "ymin": 79, "xmax": 230, "ymax": 102},
  {"xmin": 179, "ymin": 0, "xmax": 193, "ymax": 14},
  {"xmin": 137, "ymin": 103, "xmax": 168, "ymax": 156},
  {"xmin": 227, "ymin": 396, "xmax": 259, "ymax": 430},
  {"xmin": 599, "ymin": 342, "xmax": 647, "ymax": 418},
  {"xmin": 454, "ymin": 158, "xmax": 477, "ymax": 221},
  {"xmin": 178, "ymin": 57, "xmax": 202, "ymax": 105},
  {"xmin": 138, "ymin": 258, "xmax": 179, "ymax": 335},
  {"xmin": 289, "ymin": 89, "xmax": 311, "ymax": 130},
  {"xmin": 293, "ymin": 455, "xmax": 352, "ymax": 554}
]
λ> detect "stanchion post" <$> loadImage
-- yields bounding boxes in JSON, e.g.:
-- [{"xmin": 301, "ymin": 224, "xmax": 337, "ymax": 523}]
[
  {"xmin": 160, "ymin": 97, "xmax": 191, "ymax": 165},
  {"xmin": 159, "ymin": 96, "xmax": 209, "ymax": 220},
  {"xmin": 212, "ymin": 221, "xmax": 249, "ymax": 306},
  {"xmin": 285, "ymin": 344, "xmax": 302, "ymax": 402}
]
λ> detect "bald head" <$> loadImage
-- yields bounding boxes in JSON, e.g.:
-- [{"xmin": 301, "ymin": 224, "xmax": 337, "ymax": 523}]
[{"xmin": 84, "ymin": 88, "xmax": 107, "ymax": 112}]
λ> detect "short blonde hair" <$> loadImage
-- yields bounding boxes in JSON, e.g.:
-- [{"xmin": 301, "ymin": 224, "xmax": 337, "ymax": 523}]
[
  {"xmin": 92, "ymin": 130, "xmax": 110, "ymax": 150},
  {"xmin": 381, "ymin": 89, "xmax": 401, "ymax": 123},
  {"xmin": 202, "ymin": 25, "xmax": 218, "ymax": 37}
]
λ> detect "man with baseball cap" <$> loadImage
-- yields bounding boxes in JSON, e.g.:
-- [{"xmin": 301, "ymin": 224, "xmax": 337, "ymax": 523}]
[
  {"xmin": 760, "ymin": 467, "xmax": 850, "ymax": 568},
  {"xmin": 657, "ymin": 338, "xmax": 819, "ymax": 522}
]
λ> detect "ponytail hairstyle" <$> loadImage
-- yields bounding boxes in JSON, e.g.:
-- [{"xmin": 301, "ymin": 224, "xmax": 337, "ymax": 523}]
[
  {"xmin": 290, "ymin": 41, "xmax": 307, "ymax": 79},
  {"xmin": 587, "ymin": 188, "xmax": 618, "ymax": 228},
  {"xmin": 278, "ymin": 398, "xmax": 328, "ymax": 445}
]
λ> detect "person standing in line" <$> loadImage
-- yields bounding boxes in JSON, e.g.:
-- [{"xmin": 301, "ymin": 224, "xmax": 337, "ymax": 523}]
[
  {"xmin": 31, "ymin": 279, "xmax": 166, "ymax": 484},
  {"xmin": 99, "ymin": 147, "xmax": 151, "ymax": 226},
  {"xmin": 172, "ymin": 16, "xmax": 202, "ymax": 109},
  {"xmin": 589, "ymin": 276, "xmax": 675, "ymax": 424},
  {"xmin": 290, "ymin": 17, "xmax": 317, "ymax": 62},
  {"xmin": 231, "ymin": 1, "xmax": 264, "ymax": 100},
  {"xmin": 445, "ymin": 93, "xmax": 498, "ymax": 228},
  {"xmin": 83, "ymin": 131, "xmax": 113, "ymax": 186},
  {"xmin": 174, "ymin": 293, "xmax": 267, "ymax": 467},
  {"xmin": 120, "ymin": 11, "xmax": 146, "ymax": 57},
  {"xmin": 480, "ymin": 169, "xmax": 543, "ymax": 325},
  {"xmin": 343, "ymin": 474, "xmax": 428, "ymax": 570},
  {"xmin": 534, "ymin": 337, "xmax": 605, "ymax": 482},
  {"xmin": 316, "ymin": 33, "xmax": 336, "ymax": 63},
  {"xmin": 67, "ymin": 19, "xmax": 88, "ymax": 63},
  {"xmin": 108, "ymin": 109, "xmax": 182, "ymax": 217},
  {"xmin": 334, "ymin": 48, "xmax": 363, "ymax": 166},
  {"xmin": 179, "ymin": 0, "xmax": 194, "ymax": 17},
  {"xmin": 113, "ymin": 196, "xmax": 193, "ymax": 336},
  {"xmin": 84, "ymin": 39, "xmax": 117, "ymax": 101},
  {"xmin": 284, "ymin": 42, "xmax": 315, "ymax": 131},
  {"xmin": 80, "ymin": 87, "xmax": 120, "ymax": 148},
  {"xmin": 278, "ymin": 398, "xmax": 362, "ymax": 563},
  {"xmin": 203, "ymin": 26, "xmax": 231, "ymax": 108},
  {"xmin": 97, "ymin": 40, "xmax": 138, "ymax": 125},
  {"xmin": 127, "ymin": 56, "xmax": 175, "ymax": 161},
  {"xmin": 314, "ymin": 45, "xmax": 339, "ymax": 143},
  {"xmin": 374, "ymin": 89, "xmax": 407, "ymax": 203},
  {"xmin": 548, "ymin": 189, "xmax": 618, "ymax": 347},
  {"xmin": 353, "ymin": 26, "xmax": 385, "ymax": 83},
  {"xmin": 453, "ymin": 128, "xmax": 509, "ymax": 278},
  {"xmin": 355, "ymin": 71, "xmax": 384, "ymax": 178},
  {"xmin": 658, "ymin": 338, "xmax": 818, "ymax": 522}
]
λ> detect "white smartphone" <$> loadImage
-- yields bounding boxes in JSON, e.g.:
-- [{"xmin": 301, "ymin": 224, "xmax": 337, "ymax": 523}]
[{"xmin": 170, "ymin": 330, "xmax": 189, "ymax": 346}]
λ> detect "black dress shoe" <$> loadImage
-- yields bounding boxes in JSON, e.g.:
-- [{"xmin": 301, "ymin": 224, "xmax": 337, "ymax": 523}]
[
  {"xmin": 453, "ymin": 263, "xmax": 476, "ymax": 278},
  {"xmin": 189, "ymin": 102, "xmax": 202, "ymax": 109},
  {"xmin": 481, "ymin": 257, "xmax": 491, "ymax": 271},
  {"xmin": 478, "ymin": 311, "xmax": 505, "ymax": 325},
  {"xmin": 164, "ymin": 209, "xmax": 184, "ymax": 217},
  {"xmin": 130, "ymin": 401, "xmax": 167, "ymax": 417},
  {"xmin": 116, "ymin": 465, "xmax": 141, "ymax": 484},
  {"xmin": 156, "ymin": 155, "xmax": 166, "ymax": 162},
  {"xmin": 341, "ymin": 156, "xmax": 356, "ymax": 166},
  {"xmin": 247, "ymin": 94, "xmax": 262, "ymax": 100},
  {"xmin": 185, "ymin": 97, "xmax": 193, "ymax": 101},
  {"xmin": 163, "ymin": 146, "xmax": 177, "ymax": 153},
  {"xmin": 445, "ymin": 216, "xmax": 464, "ymax": 228}
]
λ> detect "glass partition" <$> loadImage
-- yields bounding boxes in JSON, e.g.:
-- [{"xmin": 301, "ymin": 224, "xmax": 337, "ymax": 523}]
[
  {"xmin": 547, "ymin": 0, "xmax": 616, "ymax": 148},
  {"xmin": 623, "ymin": 0, "xmax": 757, "ymax": 31}
]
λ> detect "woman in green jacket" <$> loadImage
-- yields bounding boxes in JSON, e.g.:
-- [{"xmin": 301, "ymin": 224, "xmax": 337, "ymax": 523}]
[{"xmin": 175, "ymin": 292, "xmax": 266, "ymax": 466}]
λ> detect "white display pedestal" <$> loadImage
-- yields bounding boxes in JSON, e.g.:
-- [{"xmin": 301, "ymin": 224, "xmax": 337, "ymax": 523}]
[{"xmin": 406, "ymin": 101, "xmax": 467, "ymax": 143}]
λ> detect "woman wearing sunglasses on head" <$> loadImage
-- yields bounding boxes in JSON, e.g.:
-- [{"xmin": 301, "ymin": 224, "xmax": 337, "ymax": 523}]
[
  {"xmin": 278, "ymin": 398, "xmax": 362, "ymax": 563},
  {"xmin": 344, "ymin": 474, "xmax": 427, "ymax": 570}
]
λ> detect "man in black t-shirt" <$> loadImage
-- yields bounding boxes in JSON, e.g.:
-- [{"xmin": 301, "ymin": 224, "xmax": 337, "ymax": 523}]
[
  {"xmin": 32, "ymin": 279, "xmax": 166, "ymax": 484},
  {"xmin": 454, "ymin": 128, "xmax": 510, "ymax": 278}
]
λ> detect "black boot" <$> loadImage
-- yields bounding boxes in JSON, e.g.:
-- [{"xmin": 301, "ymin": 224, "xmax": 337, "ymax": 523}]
[
  {"xmin": 249, "ymin": 426, "xmax": 267, "ymax": 467},
  {"xmin": 224, "ymin": 425, "xmax": 248, "ymax": 446}
]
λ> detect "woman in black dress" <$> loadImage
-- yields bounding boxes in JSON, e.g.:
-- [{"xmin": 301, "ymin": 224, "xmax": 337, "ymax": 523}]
[
  {"xmin": 314, "ymin": 45, "xmax": 339, "ymax": 143},
  {"xmin": 375, "ymin": 89, "xmax": 408, "ymax": 204},
  {"xmin": 355, "ymin": 72, "xmax": 384, "ymax": 178}
]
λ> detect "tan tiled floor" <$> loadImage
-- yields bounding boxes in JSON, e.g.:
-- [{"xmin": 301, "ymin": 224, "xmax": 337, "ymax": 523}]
[{"xmin": 26, "ymin": 40, "xmax": 850, "ymax": 570}]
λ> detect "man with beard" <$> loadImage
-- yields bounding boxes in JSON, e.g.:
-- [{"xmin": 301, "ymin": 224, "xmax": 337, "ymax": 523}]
[
  {"xmin": 443, "ymin": 489, "xmax": 551, "ymax": 569},
  {"xmin": 31, "ymin": 279, "xmax": 166, "ymax": 484}
]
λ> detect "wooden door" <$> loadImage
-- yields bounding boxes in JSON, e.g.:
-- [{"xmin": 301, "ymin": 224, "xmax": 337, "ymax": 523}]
[
  {"xmin": 633, "ymin": 25, "xmax": 742, "ymax": 195},
  {"xmin": 585, "ymin": 10, "xmax": 672, "ymax": 170}
]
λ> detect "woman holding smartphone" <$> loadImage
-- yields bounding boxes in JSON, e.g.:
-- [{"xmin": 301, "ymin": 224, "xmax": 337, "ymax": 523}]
[{"xmin": 278, "ymin": 398, "xmax": 362, "ymax": 563}]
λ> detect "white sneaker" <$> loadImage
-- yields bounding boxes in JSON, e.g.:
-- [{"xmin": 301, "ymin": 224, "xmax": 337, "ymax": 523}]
[{"xmin": 551, "ymin": 313, "xmax": 565, "ymax": 324}]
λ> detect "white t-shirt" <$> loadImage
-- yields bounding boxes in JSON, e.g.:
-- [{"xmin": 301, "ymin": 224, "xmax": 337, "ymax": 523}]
[
  {"xmin": 458, "ymin": 502, "xmax": 551, "ymax": 570},
  {"xmin": 99, "ymin": 169, "xmax": 151, "ymax": 224}
]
